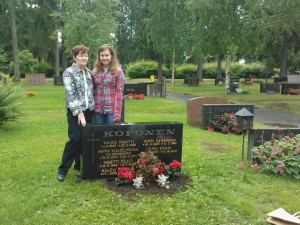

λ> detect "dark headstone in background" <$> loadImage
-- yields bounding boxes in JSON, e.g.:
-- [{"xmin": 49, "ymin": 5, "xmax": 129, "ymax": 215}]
[
  {"xmin": 247, "ymin": 128, "xmax": 300, "ymax": 160},
  {"xmin": 260, "ymin": 83, "xmax": 280, "ymax": 93},
  {"xmin": 201, "ymin": 104, "xmax": 254, "ymax": 129},
  {"xmin": 215, "ymin": 77, "xmax": 224, "ymax": 85},
  {"xmin": 274, "ymin": 77, "xmax": 287, "ymax": 83},
  {"xmin": 81, "ymin": 122, "xmax": 183, "ymax": 179},
  {"xmin": 281, "ymin": 83, "xmax": 300, "ymax": 94},
  {"xmin": 124, "ymin": 82, "xmax": 163, "ymax": 97}
]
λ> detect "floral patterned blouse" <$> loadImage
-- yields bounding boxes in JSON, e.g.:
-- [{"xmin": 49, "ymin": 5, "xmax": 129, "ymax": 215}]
[
  {"xmin": 92, "ymin": 68, "xmax": 125, "ymax": 121},
  {"xmin": 63, "ymin": 63, "xmax": 94, "ymax": 116}
]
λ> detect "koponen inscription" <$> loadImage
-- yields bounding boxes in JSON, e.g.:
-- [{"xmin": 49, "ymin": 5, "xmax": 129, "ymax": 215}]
[{"xmin": 81, "ymin": 122, "xmax": 183, "ymax": 179}]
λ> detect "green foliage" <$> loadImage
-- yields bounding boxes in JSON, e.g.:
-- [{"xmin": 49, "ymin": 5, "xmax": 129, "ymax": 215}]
[
  {"xmin": 252, "ymin": 133, "xmax": 300, "ymax": 179},
  {"xmin": 203, "ymin": 63, "xmax": 219, "ymax": 78},
  {"xmin": 126, "ymin": 60, "xmax": 170, "ymax": 78},
  {"xmin": 176, "ymin": 64, "xmax": 197, "ymax": 79},
  {"xmin": 34, "ymin": 60, "xmax": 54, "ymax": 77},
  {"xmin": 0, "ymin": 48, "xmax": 8, "ymax": 70},
  {"xmin": 0, "ymin": 83, "xmax": 23, "ymax": 127},
  {"xmin": 9, "ymin": 50, "xmax": 38, "ymax": 77},
  {"xmin": 54, "ymin": 0, "xmax": 119, "ymax": 60}
]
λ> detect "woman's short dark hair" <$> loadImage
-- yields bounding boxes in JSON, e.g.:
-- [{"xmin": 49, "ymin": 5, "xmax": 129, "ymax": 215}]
[{"xmin": 71, "ymin": 45, "xmax": 90, "ymax": 58}]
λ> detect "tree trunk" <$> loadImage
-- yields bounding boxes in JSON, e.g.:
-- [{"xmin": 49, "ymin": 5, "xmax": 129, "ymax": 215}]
[
  {"xmin": 196, "ymin": 55, "xmax": 203, "ymax": 82},
  {"xmin": 157, "ymin": 54, "xmax": 163, "ymax": 82},
  {"xmin": 9, "ymin": 1, "xmax": 20, "ymax": 82},
  {"xmin": 279, "ymin": 31, "xmax": 289, "ymax": 77},
  {"xmin": 225, "ymin": 48, "xmax": 232, "ymax": 95},
  {"xmin": 217, "ymin": 54, "xmax": 222, "ymax": 78},
  {"xmin": 62, "ymin": 51, "xmax": 67, "ymax": 71},
  {"xmin": 171, "ymin": 48, "xmax": 175, "ymax": 87},
  {"xmin": 55, "ymin": 37, "xmax": 60, "ymax": 77}
]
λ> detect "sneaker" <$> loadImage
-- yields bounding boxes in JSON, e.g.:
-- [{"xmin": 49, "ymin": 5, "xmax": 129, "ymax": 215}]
[{"xmin": 57, "ymin": 173, "xmax": 65, "ymax": 182}]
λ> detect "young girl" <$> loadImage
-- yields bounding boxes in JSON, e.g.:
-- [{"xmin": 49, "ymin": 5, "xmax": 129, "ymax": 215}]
[{"xmin": 92, "ymin": 44, "xmax": 125, "ymax": 125}]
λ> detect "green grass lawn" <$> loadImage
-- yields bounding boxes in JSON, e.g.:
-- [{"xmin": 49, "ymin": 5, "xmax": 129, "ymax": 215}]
[{"xmin": 0, "ymin": 78, "xmax": 299, "ymax": 224}]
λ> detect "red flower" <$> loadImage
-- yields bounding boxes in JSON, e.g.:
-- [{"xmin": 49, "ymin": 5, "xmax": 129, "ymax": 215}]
[{"xmin": 169, "ymin": 160, "xmax": 182, "ymax": 169}]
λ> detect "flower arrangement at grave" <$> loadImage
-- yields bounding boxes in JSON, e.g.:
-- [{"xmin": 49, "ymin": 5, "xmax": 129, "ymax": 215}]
[
  {"xmin": 286, "ymin": 88, "xmax": 300, "ymax": 95},
  {"xmin": 115, "ymin": 149, "xmax": 184, "ymax": 189},
  {"xmin": 25, "ymin": 91, "xmax": 35, "ymax": 97},
  {"xmin": 208, "ymin": 112, "xmax": 242, "ymax": 134},
  {"xmin": 124, "ymin": 93, "xmax": 145, "ymax": 100},
  {"xmin": 251, "ymin": 127, "xmax": 300, "ymax": 180},
  {"xmin": 243, "ymin": 80, "xmax": 253, "ymax": 85}
]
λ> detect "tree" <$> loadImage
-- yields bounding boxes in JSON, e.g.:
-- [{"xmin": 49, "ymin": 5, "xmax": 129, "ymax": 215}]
[
  {"xmin": 116, "ymin": 0, "xmax": 156, "ymax": 65},
  {"xmin": 187, "ymin": 0, "xmax": 246, "ymax": 94},
  {"xmin": 144, "ymin": 0, "xmax": 190, "ymax": 84},
  {"xmin": 8, "ymin": 0, "xmax": 21, "ymax": 82},
  {"xmin": 53, "ymin": 0, "xmax": 120, "ymax": 63},
  {"xmin": 244, "ymin": 0, "xmax": 300, "ymax": 77}
]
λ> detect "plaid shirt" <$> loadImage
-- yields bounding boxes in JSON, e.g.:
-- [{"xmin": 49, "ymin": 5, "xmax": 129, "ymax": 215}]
[{"xmin": 92, "ymin": 69, "xmax": 125, "ymax": 120}]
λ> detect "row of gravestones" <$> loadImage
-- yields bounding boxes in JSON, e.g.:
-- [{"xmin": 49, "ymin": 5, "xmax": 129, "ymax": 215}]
[
  {"xmin": 187, "ymin": 97, "xmax": 300, "ymax": 161},
  {"xmin": 214, "ymin": 77, "xmax": 300, "ymax": 94}
]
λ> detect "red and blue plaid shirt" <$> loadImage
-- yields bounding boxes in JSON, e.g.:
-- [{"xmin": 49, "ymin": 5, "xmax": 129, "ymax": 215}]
[{"xmin": 92, "ymin": 69, "xmax": 125, "ymax": 121}]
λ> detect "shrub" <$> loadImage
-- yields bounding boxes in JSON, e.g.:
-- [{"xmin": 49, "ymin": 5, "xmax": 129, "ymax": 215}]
[
  {"xmin": 251, "ymin": 132, "xmax": 300, "ymax": 180},
  {"xmin": 35, "ymin": 60, "xmax": 54, "ymax": 77},
  {"xmin": 209, "ymin": 112, "xmax": 242, "ymax": 134},
  {"xmin": 176, "ymin": 64, "xmax": 197, "ymax": 79},
  {"xmin": 9, "ymin": 50, "xmax": 38, "ymax": 78},
  {"xmin": 0, "ymin": 83, "xmax": 23, "ymax": 127},
  {"xmin": 125, "ymin": 60, "xmax": 170, "ymax": 79}
]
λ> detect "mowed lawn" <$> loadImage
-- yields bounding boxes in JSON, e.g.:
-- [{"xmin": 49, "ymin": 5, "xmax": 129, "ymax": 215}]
[{"xmin": 0, "ymin": 78, "xmax": 299, "ymax": 225}]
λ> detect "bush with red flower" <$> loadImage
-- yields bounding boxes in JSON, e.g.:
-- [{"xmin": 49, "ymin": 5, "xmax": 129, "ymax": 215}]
[
  {"xmin": 125, "ymin": 93, "xmax": 145, "ymax": 100},
  {"xmin": 115, "ymin": 166, "xmax": 135, "ymax": 185},
  {"xmin": 209, "ymin": 112, "xmax": 242, "ymax": 134},
  {"xmin": 115, "ymin": 149, "xmax": 184, "ymax": 188}
]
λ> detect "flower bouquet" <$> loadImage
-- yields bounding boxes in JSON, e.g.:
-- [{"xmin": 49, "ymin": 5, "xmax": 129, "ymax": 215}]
[{"xmin": 115, "ymin": 149, "xmax": 184, "ymax": 189}]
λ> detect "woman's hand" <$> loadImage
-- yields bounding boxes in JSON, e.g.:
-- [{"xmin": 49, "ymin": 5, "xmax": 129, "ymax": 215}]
[{"xmin": 78, "ymin": 112, "xmax": 86, "ymax": 126}]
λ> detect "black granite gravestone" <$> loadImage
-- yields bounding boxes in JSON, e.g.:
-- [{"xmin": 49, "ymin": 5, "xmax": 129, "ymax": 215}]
[
  {"xmin": 81, "ymin": 122, "xmax": 183, "ymax": 179},
  {"xmin": 281, "ymin": 83, "xmax": 300, "ymax": 94},
  {"xmin": 274, "ymin": 77, "xmax": 287, "ymax": 83},
  {"xmin": 202, "ymin": 104, "xmax": 254, "ymax": 129},
  {"xmin": 260, "ymin": 83, "xmax": 280, "ymax": 93},
  {"xmin": 247, "ymin": 128, "xmax": 300, "ymax": 160}
]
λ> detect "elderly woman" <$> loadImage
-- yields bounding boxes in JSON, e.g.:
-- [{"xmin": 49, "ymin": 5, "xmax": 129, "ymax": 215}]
[{"xmin": 57, "ymin": 44, "xmax": 94, "ymax": 182}]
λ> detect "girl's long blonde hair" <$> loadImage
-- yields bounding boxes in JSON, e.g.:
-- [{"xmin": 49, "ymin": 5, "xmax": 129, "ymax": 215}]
[{"xmin": 93, "ymin": 44, "xmax": 119, "ymax": 75}]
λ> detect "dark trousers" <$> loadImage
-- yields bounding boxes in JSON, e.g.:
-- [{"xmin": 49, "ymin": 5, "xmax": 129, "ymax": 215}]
[{"xmin": 58, "ymin": 108, "xmax": 93, "ymax": 175}]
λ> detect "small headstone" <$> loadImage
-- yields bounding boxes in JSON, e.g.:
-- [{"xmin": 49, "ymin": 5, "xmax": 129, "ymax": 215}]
[
  {"xmin": 247, "ymin": 128, "xmax": 300, "ymax": 160},
  {"xmin": 202, "ymin": 104, "xmax": 254, "ymax": 129}
]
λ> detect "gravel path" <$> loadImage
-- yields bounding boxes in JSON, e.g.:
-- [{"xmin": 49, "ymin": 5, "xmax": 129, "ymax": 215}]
[{"xmin": 166, "ymin": 91, "xmax": 300, "ymax": 128}]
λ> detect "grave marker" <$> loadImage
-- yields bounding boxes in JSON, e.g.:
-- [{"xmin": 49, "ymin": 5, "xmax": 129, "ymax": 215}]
[
  {"xmin": 81, "ymin": 122, "xmax": 183, "ymax": 179},
  {"xmin": 247, "ymin": 128, "xmax": 300, "ymax": 160},
  {"xmin": 202, "ymin": 104, "xmax": 254, "ymax": 129}
]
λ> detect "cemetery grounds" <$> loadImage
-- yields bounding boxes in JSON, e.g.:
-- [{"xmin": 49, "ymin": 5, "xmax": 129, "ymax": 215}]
[{"xmin": 0, "ymin": 77, "xmax": 299, "ymax": 225}]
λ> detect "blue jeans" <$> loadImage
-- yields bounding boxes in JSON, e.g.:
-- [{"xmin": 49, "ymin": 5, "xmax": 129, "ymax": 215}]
[{"xmin": 94, "ymin": 113, "xmax": 114, "ymax": 125}]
